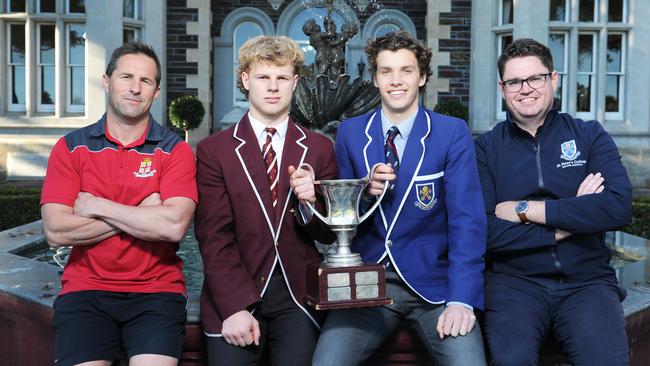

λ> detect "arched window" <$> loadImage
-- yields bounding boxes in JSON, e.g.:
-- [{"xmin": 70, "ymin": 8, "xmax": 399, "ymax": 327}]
[
  {"xmin": 213, "ymin": 7, "xmax": 274, "ymax": 127},
  {"xmin": 233, "ymin": 21, "xmax": 263, "ymax": 105},
  {"xmin": 374, "ymin": 23, "xmax": 399, "ymax": 38}
]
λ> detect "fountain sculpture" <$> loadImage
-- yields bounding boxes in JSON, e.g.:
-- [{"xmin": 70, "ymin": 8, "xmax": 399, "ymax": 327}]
[{"xmin": 290, "ymin": 0, "xmax": 381, "ymax": 137}]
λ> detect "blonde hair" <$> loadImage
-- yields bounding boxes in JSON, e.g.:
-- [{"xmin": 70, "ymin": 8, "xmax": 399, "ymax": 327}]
[{"xmin": 236, "ymin": 35, "xmax": 304, "ymax": 97}]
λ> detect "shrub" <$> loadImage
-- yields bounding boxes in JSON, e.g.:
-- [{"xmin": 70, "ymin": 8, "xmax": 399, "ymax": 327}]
[
  {"xmin": 624, "ymin": 196, "xmax": 650, "ymax": 239},
  {"xmin": 433, "ymin": 99, "xmax": 469, "ymax": 123},
  {"xmin": 0, "ymin": 193, "xmax": 41, "ymax": 231},
  {"xmin": 168, "ymin": 95, "xmax": 205, "ymax": 135}
]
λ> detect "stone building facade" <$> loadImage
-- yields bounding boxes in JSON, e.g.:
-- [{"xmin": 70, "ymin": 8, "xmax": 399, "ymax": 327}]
[{"xmin": 1, "ymin": 0, "xmax": 648, "ymax": 188}]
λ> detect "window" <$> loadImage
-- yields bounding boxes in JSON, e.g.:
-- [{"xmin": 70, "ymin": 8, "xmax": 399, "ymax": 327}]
[
  {"xmin": 550, "ymin": 0, "xmax": 568, "ymax": 21},
  {"xmin": 499, "ymin": 0, "xmax": 513, "ymax": 25},
  {"xmin": 38, "ymin": 24, "xmax": 56, "ymax": 111},
  {"xmin": 7, "ymin": 0, "xmax": 25, "ymax": 12},
  {"xmin": 496, "ymin": 34, "xmax": 513, "ymax": 119},
  {"xmin": 67, "ymin": 24, "xmax": 85, "ymax": 112},
  {"xmin": 66, "ymin": 0, "xmax": 84, "ymax": 14},
  {"xmin": 606, "ymin": 33, "xmax": 625, "ymax": 120},
  {"xmin": 8, "ymin": 23, "xmax": 26, "ymax": 111},
  {"xmin": 123, "ymin": 27, "xmax": 139, "ymax": 43},
  {"xmin": 38, "ymin": 0, "xmax": 55, "ymax": 13},
  {"xmin": 608, "ymin": 0, "xmax": 626, "ymax": 22},
  {"xmin": 233, "ymin": 22, "xmax": 263, "ymax": 105},
  {"xmin": 549, "ymin": 32, "xmax": 568, "ymax": 111},
  {"xmin": 474, "ymin": 0, "xmax": 634, "ymax": 130},
  {"xmin": 576, "ymin": 33, "xmax": 596, "ymax": 118},
  {"xmin": 2, "ymin": 4, "xmax": 92, "ymax": 117},
  {"xmin": 123, "ymin": 0, "xmax": 139, "ymax": 19},
  {"xmin": 579, "ymin": 0, "xmax": 597, "ymax": 22},
  {"xmin": 375, "ymin": 23, "xmax": 399, "ymax": 38}
]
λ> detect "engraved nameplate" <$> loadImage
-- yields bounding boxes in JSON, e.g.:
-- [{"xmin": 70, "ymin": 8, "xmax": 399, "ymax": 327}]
[
  {"xmin": 356, "ymin": 284, "xmax": 379, "ymax": 299},
  {"xmin": 328, "ymin": 287, "xmax": 352, "ymax": 301},
  {"xmin": 355, "ymin": 271, "xmax": 379, "ymax": 285},
  {"xmin": 327, "ymin": 273, "xmax": 350, "ymax": 287}
]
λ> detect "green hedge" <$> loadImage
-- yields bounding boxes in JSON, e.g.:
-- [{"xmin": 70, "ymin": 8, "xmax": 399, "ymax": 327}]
[
  {"xmin": 0, "ymin": 186, "xmax": 648, "ymax": 239},
  {"xmin": 0, "ymin": 193, "xmax": 41, "ymax": 231},
  {"xmin": 624, "ymin": 196, "xmax": 650, "ymax": 239}
]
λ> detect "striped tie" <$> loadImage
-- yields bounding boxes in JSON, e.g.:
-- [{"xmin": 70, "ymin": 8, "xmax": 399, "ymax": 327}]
[
  {"xmin": 263, "ymin": 127, "xmax": 279, "ymax": 207},
  {"xmin": 385, "ymin": 126, "xmax": 400, "ymax": 176}
]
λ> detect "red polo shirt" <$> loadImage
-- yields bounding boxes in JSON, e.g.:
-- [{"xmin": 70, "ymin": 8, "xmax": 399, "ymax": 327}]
[{"xmin": 41, "ymin": 114, "xmax": 198, "ymax": 295}]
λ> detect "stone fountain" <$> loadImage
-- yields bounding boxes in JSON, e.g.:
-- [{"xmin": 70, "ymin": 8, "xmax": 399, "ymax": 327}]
[{"xmin": 290, "ymin": 0, "xmax": 381, "ymax": 137}]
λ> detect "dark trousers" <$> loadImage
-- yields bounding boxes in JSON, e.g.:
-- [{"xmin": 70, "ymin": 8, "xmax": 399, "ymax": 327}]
[
  {"xmin": 484, "ymin": 273, "xmax": 629, "ymax": 366},
  {"xmin": 206, "ymin": 268, "xmax": 319, "ymax": 366}
]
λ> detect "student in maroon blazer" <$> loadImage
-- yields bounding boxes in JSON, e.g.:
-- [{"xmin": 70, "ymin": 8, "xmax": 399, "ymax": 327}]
[{"xmin": 194, "ymin": 35, "xmax": 337, "ymax": 366}]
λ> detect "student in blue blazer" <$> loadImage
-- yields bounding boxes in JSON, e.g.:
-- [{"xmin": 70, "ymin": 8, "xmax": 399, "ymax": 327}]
[{"xmin": 311, "ymin": 31, "xmax": 488, "ymax": 366}]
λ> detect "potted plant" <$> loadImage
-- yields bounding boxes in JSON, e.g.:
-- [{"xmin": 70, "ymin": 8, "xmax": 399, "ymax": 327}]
[{"xmin": 168, "ymin": 95, "xmax": 205, "ymax": 141}]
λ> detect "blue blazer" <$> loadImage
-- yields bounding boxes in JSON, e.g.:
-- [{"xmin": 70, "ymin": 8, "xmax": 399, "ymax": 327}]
[{"xmin": 335, "ymin": 108, "xmax": 487, "ymax": 309}]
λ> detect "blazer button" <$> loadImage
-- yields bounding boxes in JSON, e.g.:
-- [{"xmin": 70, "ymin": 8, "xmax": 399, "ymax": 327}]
[
  {"xmin": 260, "ymin": 276, "xmax": 266, "ymax": 284},
  {"xmin": 386, "ymin": 240, "xmax": 392, "ymax": 247}
]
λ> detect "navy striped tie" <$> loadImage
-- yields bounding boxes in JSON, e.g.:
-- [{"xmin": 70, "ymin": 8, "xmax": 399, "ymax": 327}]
[{"xmin": 385, "ymin": 126, "xmax": 400, "ymax": 176}]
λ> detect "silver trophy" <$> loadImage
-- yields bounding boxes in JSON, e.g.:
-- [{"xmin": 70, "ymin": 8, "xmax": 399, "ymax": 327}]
[{"xmin": 300, "ymin": 163, "xmax": 392, "ymax": 309}]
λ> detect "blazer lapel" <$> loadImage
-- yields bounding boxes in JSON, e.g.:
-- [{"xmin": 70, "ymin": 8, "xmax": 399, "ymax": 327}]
[
  {"xmin": 233, "ymin": 115, "xmax": 276, "ymax": 236},
  {"xmin": 276, "ymin": 120, "xmax": 308, "ymax": 230},
  {"xmin": 362, "ymin": 111, "xmax": 390, "ymax": 231}
]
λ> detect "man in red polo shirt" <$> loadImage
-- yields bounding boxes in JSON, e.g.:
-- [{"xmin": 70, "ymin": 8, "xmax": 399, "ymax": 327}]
[{"xmin": 40, "ymin": 42, "xmax": 197, "ymax": 366}]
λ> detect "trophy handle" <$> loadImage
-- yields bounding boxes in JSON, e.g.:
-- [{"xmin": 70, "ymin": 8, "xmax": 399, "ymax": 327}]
[
  {"xmin": 296, "ymin": 163, "xmax": 329, "ymax": 224},
  {"xmin": 358, "ymin": 163, "xmax": 390, "ymax": 224}
]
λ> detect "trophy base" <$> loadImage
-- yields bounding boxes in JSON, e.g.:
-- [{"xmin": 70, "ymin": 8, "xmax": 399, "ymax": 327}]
[{"xmin": 305, "ymin": 262, "xmax": 392, "ymax": 310}]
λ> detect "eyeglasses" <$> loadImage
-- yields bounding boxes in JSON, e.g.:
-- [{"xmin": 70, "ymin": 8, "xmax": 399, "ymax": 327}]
[{"xmin": 501, "ymin": 73, "xmax": 553, "ymax": 92}]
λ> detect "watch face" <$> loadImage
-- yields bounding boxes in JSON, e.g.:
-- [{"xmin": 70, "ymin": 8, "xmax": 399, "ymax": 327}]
[{"xmin": 515, "ymin": 200, "xmax": 528, "ymax": 213}]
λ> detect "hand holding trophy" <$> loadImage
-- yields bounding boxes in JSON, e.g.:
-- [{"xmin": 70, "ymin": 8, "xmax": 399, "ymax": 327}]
[{"xmin": 298, "ymin": 163, "xmax": 392, "ymax": 309}]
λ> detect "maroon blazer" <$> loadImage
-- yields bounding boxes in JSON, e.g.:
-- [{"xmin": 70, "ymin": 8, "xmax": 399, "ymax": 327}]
[{"xmin": 195, "ymin": 115, "xmax": 338, "ymax": 334}]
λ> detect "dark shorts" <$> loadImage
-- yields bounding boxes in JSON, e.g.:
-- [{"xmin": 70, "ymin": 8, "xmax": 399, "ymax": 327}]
[{"xmin": 53, "ymin": 290, "xmax": 187, "ymax": 366}]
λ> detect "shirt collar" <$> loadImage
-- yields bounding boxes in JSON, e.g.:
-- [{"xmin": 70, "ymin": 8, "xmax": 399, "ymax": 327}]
[
  {"xmin": 248, "ymin": 112, "xmax": 289, "ymax": 141},
  {"xmin": 89, "ymin": 113, "xmax": 164, "ymax": 143},
  {"xmin": 506, "ymin": 101, "xmax": 560, "ymax": 135},
  {"xmin": 380, "ymin": 109, "xmax": 417, "ymax": 140}
]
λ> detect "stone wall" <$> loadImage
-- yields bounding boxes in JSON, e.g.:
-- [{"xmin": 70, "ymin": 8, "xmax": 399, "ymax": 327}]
[
  {"xmin": 167, "ymin": 0, "xmax": 200, "ymax": 106},
  {"xmin": 437, "ymin": 0, "xmax": 471, "ymax": 106}
]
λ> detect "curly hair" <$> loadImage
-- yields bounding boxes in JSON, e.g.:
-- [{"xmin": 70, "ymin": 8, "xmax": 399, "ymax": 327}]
[
  {"xmin": 497, "ymin": 38, "xmax": 554, "ymax": 80},
  {"xmin": 365, "ymin": 31, "xmax": 432, "ymax": 86},
  {"xmin": 236, "ymin": 36, "xmax": 304, "ymax": 98}
]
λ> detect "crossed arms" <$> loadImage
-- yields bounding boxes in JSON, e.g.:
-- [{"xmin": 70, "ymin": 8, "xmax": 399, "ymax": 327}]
[{"xmin": 42, "ymin": 192, "xmax": 196, "ymax": 247}]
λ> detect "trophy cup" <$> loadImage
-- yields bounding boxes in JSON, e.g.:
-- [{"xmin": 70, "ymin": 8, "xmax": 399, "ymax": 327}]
[{"xmin": 300, "ymin": 163, "xmax": 392, "ymax": 310}]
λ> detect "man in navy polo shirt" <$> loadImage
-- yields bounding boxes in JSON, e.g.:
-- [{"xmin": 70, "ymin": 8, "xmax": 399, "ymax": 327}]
[
  {"xmin": 475, "ymin": 38, "xmax": 631, "ymax": 365},
  {"xmin": 41, "ymin": 42, "xmax": 197, "ymax": 366}
]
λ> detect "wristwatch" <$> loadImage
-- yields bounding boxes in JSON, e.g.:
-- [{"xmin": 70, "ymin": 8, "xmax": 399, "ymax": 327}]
[{"xmin": 515, "ymin": 200, "xmax": 529, "ymax": 224}]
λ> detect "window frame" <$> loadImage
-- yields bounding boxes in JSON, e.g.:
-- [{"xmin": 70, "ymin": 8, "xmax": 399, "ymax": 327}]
[
  {"xmin": 7, "ymin": 22, "xmax": 26, "ymax": 112},
  {"xmin": 576, "ymin": 32, "xmax": 597, "ymax": 120},
  {"xmin": 123, "ymin": 0, "xmax": 140, "ymax": 20},
  {"xmin": 7, "ymin": 0, "xmax": 26, "ymax": 13},
  {"xmin": 579, "ymin": 0, "xmax": 599, "ymax": 22},
  {"xmin": 37, "ymin": 0, "xmax": 56, "ymax": 13},
  {"xmin": 65, "ymin": 0, "xmax": 85, "ymax": 14},
  {"xmin": 65, "ymin": 23, "xmax": 85, "ymax": 113},
  {"xmin": 37, "ymin": 23, "xmax": 56, "ymax": 112},
  {"xmin": 550, "ymin": 0, "xmax": 570, "ymax": 22},
  {"xmin": 495, "ymin": 33, "xmax": 513, "ymax": 120},
  {"xmin": 123, "ymin": 26, "xmax": 140, "ymax": 43},
  {"xmin": 549, "ymin": 31, "xmax": 569, "ymax": 112},
  {"xmin": 605, "ymin": 31, "xmax": 626, "ymax": 121},
  {"xmin": 499, "ymin": 0, "xmax": 513, "ymax": 25},
  {"xmin": 232, "ymin": 21, "xmax": 263, "ymax": 108}
]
